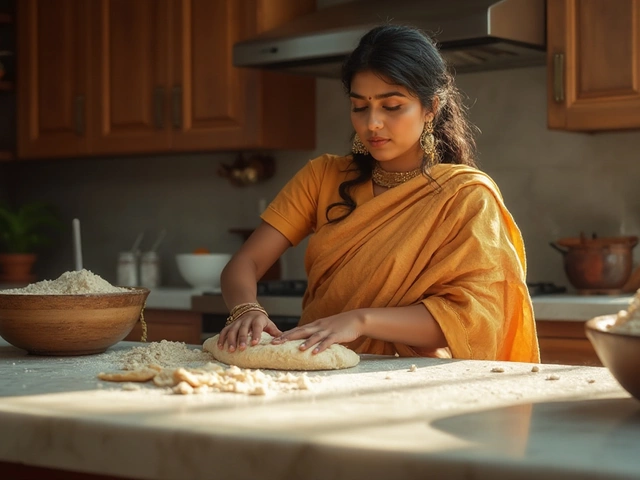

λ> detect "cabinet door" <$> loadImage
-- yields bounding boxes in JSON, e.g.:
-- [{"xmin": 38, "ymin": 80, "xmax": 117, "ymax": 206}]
[
  {"xmin": 170, "ymin": 0, "xmax": 315, "ymax": 151},
  {"xmin": 17, "ymin": 0, "xmax": 90, "ymax": 158},
  {"xmin": 89, "ymin": 0, "xmax": 171, "ymax": 154},
  {"xmin": 169, "ymin": 0, "xmax": 250, "ymax": 150},
  {"xmin": 547, "ymin": 0, "xmax": 640, "ymax": 131}
]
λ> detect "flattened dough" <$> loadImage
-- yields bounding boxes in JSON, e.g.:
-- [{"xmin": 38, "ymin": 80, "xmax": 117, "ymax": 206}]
[{"xmin": 203, "ymin": 332, "xmax": 360, "ymax": 371}]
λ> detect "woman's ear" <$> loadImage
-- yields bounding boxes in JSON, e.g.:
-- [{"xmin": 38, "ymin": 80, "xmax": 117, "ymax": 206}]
[{"xmin": 426, "ymin": 97, "xmax": 440, "ymax": 122}]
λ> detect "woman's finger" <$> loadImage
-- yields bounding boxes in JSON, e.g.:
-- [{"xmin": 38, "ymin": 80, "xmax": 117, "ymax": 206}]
[
  {"xmin": 263, "ymin": 322, "xmax": 283, "ymax": 339},
  {"xmin": 309, "ymin": 334, "xmax": 339, "ymax": 354},
  {"xmin": 299, "ymin": 332, "xmax": 326, "ymax": 351},
  {"xmin": 235, "ymin": 319, "xmax": 252, "ymax": 351}
]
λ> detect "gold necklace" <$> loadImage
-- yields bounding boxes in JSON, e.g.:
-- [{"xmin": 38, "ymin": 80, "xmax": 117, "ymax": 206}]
[{"xmin": 371, "ymin": 163, "xmax": 423, "ymax": 188}]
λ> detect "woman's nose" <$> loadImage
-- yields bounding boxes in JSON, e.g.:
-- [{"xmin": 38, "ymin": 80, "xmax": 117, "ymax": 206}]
[{"xmin": 366, "ymin": 111, "xmax": 383, "ymax": 130}]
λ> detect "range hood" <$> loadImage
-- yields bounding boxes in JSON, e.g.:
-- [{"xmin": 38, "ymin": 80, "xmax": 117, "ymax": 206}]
[{"xmin": 233, "ymin": 0, "xmax": 546, "ymax": 77}]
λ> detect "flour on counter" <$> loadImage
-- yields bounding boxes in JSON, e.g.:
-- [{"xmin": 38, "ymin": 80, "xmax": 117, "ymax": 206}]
[
  {"xmin": 0, "ymin": 269, "xmax": 129, "ymax": 294},
  {"xmin": 98, "ymin": 341, "xmax": 320, "ymax": 396},
  {"xmin": 105, "ymin": 340, "xmax": 213, "ymax": 370}
]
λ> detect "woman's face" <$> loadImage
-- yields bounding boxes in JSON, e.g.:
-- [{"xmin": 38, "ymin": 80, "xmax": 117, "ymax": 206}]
[{"xmin": 349, "ymin": 71, "xmax": 433, "ymax": 171}]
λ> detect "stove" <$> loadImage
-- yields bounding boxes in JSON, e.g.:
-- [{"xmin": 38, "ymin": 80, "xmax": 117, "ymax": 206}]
[
  {"xmin": 527, "ymin": 282, "xmax": 567, "ymax": 296},
  {"xmin": 257, "ymin": 279, "xmax": 307, "ymax": 297}
]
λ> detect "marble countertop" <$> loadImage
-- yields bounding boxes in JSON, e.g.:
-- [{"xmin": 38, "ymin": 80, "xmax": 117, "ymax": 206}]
[
  {"xmin": 145, "ymin": 287, "xmax": 633, "ymax": 322},
  {"xmin": 0, "ymin": 338, "xmax": 638, "ymax": 479}
]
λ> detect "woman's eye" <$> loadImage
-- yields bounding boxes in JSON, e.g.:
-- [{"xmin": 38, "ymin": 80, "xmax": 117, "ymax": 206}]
[
  {"xmin": 351, "ymin": 106, "xmax": 367, "ymax": 113},
  {"xmin": 384, "ymin": 105, "xmax": 402, "ymax": 111}
]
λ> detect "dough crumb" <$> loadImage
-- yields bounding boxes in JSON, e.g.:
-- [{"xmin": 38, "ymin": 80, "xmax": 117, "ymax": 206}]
[
  {"xmin": 385, "ymin": 375, "xmax": 392, "ymax": 380},
  {"xmin": 587, "ymin": 379, "xmax": 596, "ymax": 384},
  {"xmin": 546, "ymin": 374, "xmax": 560, "ymax": 381},
  {"xmin": 409, "ymin": 364, "xmax": 417, "ymax": 372},
  {"xmin": 531, "ymin": 365, "xmax": 540, "ymax": 373},
  {"xmin": 490, "ymin": 367, "xmax": 505, "ymax": 373}
]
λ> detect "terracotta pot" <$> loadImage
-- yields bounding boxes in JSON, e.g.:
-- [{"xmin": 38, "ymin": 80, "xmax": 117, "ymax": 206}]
[
  {"xmin": 0, "ymin": 253, "xmax": 37, "ymax": 284},
  {"xmin": 550, "ymin": 235, "xmax": 638, "ymax": 293}
]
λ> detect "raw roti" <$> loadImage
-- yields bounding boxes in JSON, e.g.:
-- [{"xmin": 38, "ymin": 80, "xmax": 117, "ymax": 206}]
[{"xmin": 203, "ymin": 332, "xmax": 360, "ymax": 371}]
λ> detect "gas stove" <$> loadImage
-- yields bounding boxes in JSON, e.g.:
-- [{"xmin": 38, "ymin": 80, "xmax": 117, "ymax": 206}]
[
  {"xmin": 256, "ymin": 279, "xmax": 307, "ymax": 297},
  {"xmin": 527, "ymin": 282, "xmax": 567, "ymax": 296}
]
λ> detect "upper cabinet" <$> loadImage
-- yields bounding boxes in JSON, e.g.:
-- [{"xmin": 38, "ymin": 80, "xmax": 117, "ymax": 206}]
[
  {"xmin": 17, "ymin": 0, "xmax": 316, "ymax": 159},
  {"xmin": 547, "ymin": 0, "xmax": 640, "ymax": 131}
]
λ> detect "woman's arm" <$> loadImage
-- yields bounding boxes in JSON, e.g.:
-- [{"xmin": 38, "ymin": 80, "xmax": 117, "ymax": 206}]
[
  {"xmin": 272, "ymin": 304, "xmax": 447, "ymax": 354},
  {"xmin": 218, "ymin": 221, "xmax": 292, "ymax": 350}
]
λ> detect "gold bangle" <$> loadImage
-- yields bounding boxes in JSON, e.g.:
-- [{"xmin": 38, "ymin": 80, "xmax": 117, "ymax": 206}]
[{"xmin": 225, "ymin": 302, "xmax": 269, "ymax": 326}]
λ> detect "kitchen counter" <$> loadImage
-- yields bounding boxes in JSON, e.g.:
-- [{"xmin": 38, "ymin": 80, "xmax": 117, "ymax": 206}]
[{"xmin": 0, "ymin": 338, "xmax": 639, "ymax": 480}]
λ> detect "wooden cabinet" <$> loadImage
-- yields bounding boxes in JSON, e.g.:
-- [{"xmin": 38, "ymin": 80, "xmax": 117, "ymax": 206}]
[
  {"xmin": 536, "ymin": 319, "xmax": 601, "ymax": 366},
  {"xmin": 547, "ymin": 0, "xmax": 640, "ymax": 131},
  {"xmin": 125, "ymin": 308, "xmax": 202, "ymax": 344},
  {"xmin": 17, "ymin": 0, "xmax": 90, "ymax": 158},
  {"xmin": 17, "ymin": 0, "xmax": 315, "ymax": 159}
]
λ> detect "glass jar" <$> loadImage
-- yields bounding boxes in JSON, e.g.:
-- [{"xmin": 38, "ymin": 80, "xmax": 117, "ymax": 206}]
[
  {"xmin": 140, "ymin": 251, "xmax": 160, "ymax": 288},
  {"xmin": 116, "ymin": 252, "xmax": 138, "ymax": 287}
]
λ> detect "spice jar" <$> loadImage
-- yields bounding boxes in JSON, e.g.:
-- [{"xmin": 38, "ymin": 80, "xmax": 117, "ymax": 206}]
[
  {"xmin": 116, "ymin": 251, "xmax": 139, "ymax": 286},
  {"xmin": 140, "ymin": 251, "xmax": 160, "ymax": 288}
]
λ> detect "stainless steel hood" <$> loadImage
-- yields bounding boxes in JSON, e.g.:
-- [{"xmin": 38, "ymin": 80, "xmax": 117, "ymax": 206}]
[{"xmin": 233, "ymin": 0, "xmax": 546, "ymax": 77}]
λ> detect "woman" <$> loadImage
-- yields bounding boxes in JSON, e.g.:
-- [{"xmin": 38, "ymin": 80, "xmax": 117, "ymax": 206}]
[{"xmin": 218, "ymin": 24, "xmax": 539, "ymax": 362}]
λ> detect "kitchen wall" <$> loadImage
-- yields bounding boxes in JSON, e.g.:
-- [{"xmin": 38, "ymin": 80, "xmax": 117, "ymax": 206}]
[{"xmin": 8, "ymin": 63, "xmax": 640, "ymax": 292}]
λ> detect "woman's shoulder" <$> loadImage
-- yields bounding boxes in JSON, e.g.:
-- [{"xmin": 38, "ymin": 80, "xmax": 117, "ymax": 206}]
[
  {"xmin": 304, "ymin": 153, "xmax": 355, "ymax": 180},
  {"xmin": 432, "ymin": 163, "xmax": 501, "ymax": 194}
]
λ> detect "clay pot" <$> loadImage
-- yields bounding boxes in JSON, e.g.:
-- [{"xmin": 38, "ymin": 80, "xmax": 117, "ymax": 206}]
[
  {"xmin": 0, "ymin": 253, "xmax": 37, "ymax": 284},
  {"xmin": 550, "ymin": 235, "xmax": 638, "ymax": 293}
]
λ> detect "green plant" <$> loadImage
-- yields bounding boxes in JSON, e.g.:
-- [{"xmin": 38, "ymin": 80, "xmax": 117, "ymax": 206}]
[{"xmin": 0, "ymin": 201, "xmax": 63, "ymax": 254}]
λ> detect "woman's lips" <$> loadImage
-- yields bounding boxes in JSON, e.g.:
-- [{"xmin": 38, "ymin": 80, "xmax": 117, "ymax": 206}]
[{"xmin": 368, "ymin": 138, "xmax": 389, "ymax": 148}]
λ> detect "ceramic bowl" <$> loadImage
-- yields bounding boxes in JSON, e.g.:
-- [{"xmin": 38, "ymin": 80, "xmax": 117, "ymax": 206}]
[
  {"xmin": 0, "ymin": 287, "xmax": 150, "ymax": 356},
  {"xmin": 176, "ymin": 253, "xmax": 232, "ymax": 291},
  {"xmin": 585, "ymin": 314, "xmax": 640, "ymax": 401}
]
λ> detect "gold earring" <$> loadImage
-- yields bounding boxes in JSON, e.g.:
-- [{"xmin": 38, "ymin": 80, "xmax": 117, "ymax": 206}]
[
  {"xmin": 419, "ymin": 120, "xmax": 436, "ymax": 164},
  {"xmin": 352, "ymin": 133, "xmax": 369, "ymax": 155}
]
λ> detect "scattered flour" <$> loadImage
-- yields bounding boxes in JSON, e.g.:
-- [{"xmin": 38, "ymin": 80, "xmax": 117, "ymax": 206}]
[
  {"xmin": 106, "ymin": 340, "xmax": 214, "ymax": 370},
  {"xmin": 0, "ymin": 269, "xmax": 129, "ymax": 295},
  {"xmin": 98, "ymin": 341, "xmax": 320, "ymax": 396}
]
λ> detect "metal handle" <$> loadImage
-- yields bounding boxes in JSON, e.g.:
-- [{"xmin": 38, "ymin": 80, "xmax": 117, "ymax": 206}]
[
  {"xmin": 153, "ymin": 87, "xmax": 164, "ymax": 129},
  {"xmin": 171, "ymin": 85, "xmax": 182, "ymax": 129},
  {"xmin": 74, "ymin": 95, "xmax": 85, "ymax": 136},
  {"xmin": 553, "ymin": 53, "xmax": 565, "ymax": 103}
]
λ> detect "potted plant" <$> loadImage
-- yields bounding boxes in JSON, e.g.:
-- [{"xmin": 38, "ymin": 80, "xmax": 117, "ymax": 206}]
[{"xmin": 0, "ymin": 201, "xmax": 62, "ymax": 284}]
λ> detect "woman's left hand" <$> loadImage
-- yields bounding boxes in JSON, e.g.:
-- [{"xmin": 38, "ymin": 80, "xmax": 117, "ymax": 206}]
[{"xmin": 271, "ymin": 310, "xmax": 365, "ymax": 354}]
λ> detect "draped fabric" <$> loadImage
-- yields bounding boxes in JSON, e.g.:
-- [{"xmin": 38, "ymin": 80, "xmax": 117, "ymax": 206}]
[{"xmin": 261, "ymin": 154, "xmax": 539, "ymax": 362}]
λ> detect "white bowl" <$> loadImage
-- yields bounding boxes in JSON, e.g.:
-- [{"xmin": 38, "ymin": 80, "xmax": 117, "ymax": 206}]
[{"xmin": 176, "ymin": 253, "xmax": 232, "ymax": 291}]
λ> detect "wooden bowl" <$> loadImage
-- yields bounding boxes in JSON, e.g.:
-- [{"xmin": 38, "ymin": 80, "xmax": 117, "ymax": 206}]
[
  {"xmin": 585, "ymin": 315, "xmax": 640, "ymax": 401},
  {"xmin": 0, "ymin": 287, "xmax": 150, "ymax": 356}
]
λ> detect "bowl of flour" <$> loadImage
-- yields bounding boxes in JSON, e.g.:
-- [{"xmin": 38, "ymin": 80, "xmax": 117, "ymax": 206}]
[
  {"xmin": 585, "ymin": 291, "xmax": 640, "ymax": 401},
  {"xmin": 0, "ymin": 269, "xmax": 149, "ymax": 356}
]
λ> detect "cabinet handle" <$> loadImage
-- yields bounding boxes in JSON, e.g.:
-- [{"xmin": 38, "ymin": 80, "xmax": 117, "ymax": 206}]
[
  {"xmin": 553, "ymin": 53, "xmax": 565, "ymax": 103},
  {"xmin": 74, "ymin": 95, "xmax": 85, "ymax": 136},
  {"xmin": 153, "ymin": 87, "xmax": 164, "ymax": 129},
  {"xmin": 171, "ymin": 85, "xmax": 182, "ymax": 129}
]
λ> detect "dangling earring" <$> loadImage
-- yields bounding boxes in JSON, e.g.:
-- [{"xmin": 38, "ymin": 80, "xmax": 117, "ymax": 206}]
[
  {"xmin": 352, "ymin": 133, "xmax": 369, "ymax": 155},
  {"xmin": 419, "ymin": 120, "xmax": 436, "ymax": 164}
]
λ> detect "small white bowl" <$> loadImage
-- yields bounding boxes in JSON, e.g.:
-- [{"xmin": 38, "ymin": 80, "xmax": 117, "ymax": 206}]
[{"xmin": 176, "ymin": 253, "xmax": 232, "ymax": 291}]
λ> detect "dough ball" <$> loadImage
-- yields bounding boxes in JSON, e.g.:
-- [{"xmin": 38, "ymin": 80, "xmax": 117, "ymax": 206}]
[{"xmin": 203, "ymin": 332, "xmax": 360, "ymax": 371}]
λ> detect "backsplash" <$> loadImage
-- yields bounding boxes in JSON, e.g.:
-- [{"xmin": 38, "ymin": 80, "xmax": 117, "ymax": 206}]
[{"xmin": 5, "ymin": 65, "xmax": 640, "ymax": 290}]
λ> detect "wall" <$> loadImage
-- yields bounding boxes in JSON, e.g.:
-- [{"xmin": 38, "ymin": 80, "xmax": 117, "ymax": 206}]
[{"xmin": 7, "ymin": 64, "xmax": 640, "ymax": 290}]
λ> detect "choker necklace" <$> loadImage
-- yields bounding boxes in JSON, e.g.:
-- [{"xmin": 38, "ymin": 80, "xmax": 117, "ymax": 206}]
[{"xmin": 372, "ymin": 163, "xmax": 423, "ymax": 188}]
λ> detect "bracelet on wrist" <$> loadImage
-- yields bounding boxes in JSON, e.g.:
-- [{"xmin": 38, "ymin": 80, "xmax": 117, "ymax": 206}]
[{"xmin": 225, "ymin": 302, "xmax": 269, "ymax": 326}]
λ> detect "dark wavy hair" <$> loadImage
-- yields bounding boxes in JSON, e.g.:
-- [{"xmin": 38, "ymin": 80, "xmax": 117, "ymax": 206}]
[{"xmin": 326, "ymin": 24, "xmax": 479, "ymax": 223}]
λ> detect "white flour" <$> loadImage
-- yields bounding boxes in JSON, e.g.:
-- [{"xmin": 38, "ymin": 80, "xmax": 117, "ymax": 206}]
[
  {"xmin": 0, "ymin": 269, "xmax": 129, "ymax": 295},
  {"xmin": 612, "ymin": 289, "xmax": 640, "ymax": 335},
  {"xmin": 105, "ymin": 340, "xmax": 214, "ymax": 370}
]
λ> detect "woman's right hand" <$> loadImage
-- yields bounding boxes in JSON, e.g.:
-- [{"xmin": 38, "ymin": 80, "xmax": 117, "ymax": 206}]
[{"xmin": 217, "ymin": 311, "xmax": 283, "ymax": 352}]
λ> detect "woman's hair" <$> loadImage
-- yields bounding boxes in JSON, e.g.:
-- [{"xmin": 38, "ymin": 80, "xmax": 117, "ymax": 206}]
[{"xmin": 326, "ymin": 24, "xmax": 479, "ymax": 223}]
